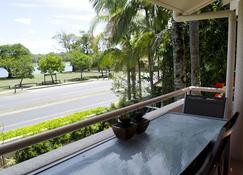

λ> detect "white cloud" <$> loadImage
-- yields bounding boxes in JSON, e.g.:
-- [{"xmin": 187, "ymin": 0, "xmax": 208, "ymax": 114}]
[
  {"xmin": 9, "ymin": 0, "xmax": 94, "ymax": 13},
  {"xmin": 42, "ymin": 0, "xmax": 94, "ymax": 12},
  {"xmin": 15, "ymin": 38, "xmax": 63, "ymax": 54},
  {"xmin": 28, "ymin": 29, "xmax": 38, "ymax": 34},
  {"xmin": 9, "ymin": 2, "xmax": 41, "ymax": 8},
  {"xmin": 52, "ymin": 14, "xmax": 94, "ymax": 21},
  {"xmin": 4, "ymin": 0, "xmax": 102, "ymax": 54},
  {"xmin": 0, "ymin": 37, "xmax": 62, "ymax": 54},
  {"xmin": 71, "ymin": 24, "xmax": 84, "ymax": 31},
  {"xmin": 14, "ymin": 18, "xmax": 32, "ymax": 25},
  {"xmin": 50, "ymin": 19, "xmax": 63, "ymax": 25}
]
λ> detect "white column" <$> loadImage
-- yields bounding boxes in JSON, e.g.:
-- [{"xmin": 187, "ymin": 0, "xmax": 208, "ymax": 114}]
[
  {"xmin": 232, "ymin": 0, "xmax": 243, "ymax": 160},
  {"xmin": 225, "ymin": 12, "xmax": 236, "ymax": 119}
]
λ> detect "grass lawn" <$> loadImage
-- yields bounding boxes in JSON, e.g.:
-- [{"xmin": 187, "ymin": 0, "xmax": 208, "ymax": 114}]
[{"xmin": 0, "ymin": 71, "xmax": 104, "ymax": 91}]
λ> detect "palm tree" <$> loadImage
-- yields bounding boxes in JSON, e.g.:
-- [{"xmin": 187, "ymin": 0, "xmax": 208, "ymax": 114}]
[
  {"xmin": 99, "ymin": 45, "xmax": 134, "ymax": 100},
  {"xmin": 90, "ymin": 0, "xmax": 170, "ymax": 97},
  {"xmin": 133, "ymin": 31, "xmax": 156, "ymax": 96}
]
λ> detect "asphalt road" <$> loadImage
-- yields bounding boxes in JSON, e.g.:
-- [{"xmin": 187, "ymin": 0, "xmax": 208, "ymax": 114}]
[{"xmin": 0, "ymin": 80, "xmax": 118, "ymax": 131}]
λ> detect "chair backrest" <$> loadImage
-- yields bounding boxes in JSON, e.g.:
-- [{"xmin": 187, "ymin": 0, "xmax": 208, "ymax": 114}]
[
  {"xmin": 196, "ymin": 128, "xmax": 226, "ymax": 175},
  {"xmin": 210, "ymin": 128, "xmax": 226, "ymax": 163},
  {"xmin": 183, "ymin": 95, "xmax": 226, "ymax": 118},
  {"xmin": 223, "ymin": 112, "xmax": 240, "ymax": 138},
  {"xmin": 181, "ymin": 127, "xmax": 228, "ymax": 175},
  {"xmin": 181, "ymin": 112, "xmax": 239, "ymax": 175},
  {"xmin": 202, "ymin": 113, "xmax": 240, "ymax": 175},
  {"xmin": 180, "ymin": 141, "xmax": 214, "ymax": 175}
]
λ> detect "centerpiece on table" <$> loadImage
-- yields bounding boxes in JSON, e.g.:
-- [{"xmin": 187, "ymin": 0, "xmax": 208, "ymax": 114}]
[
  {"xmin": 112, "ymin": 114, "xmax": 137, "ymax": 140},
  {"xmin": 112, "ymin": 108, "xmax": 150, "ymax": 140},
  {"xmin": 131, "ymin": 108, "xmax": 150, "ymax": 134}
]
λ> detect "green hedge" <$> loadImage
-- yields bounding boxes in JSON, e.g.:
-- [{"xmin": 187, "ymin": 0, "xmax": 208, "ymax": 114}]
[
  {"xmin": 0, "ymin": 107, "xmax": 108, "ymax": 141},
  {"xmin": 0, "ymin": 107, "xmax": 110, "ymax": 164},
  {"xmin": 14, "ymin": 121, "xmax": 110, "ymax": 163}
]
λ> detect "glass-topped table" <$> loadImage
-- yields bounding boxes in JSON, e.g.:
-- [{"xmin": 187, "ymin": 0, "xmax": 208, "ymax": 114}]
[{"xmin": 35, "ymin": 112, "xmax": 226, "ymax": 175}]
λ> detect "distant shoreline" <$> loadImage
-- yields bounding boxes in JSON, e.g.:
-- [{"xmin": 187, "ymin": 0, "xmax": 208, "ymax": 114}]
[{"xmin": 0, "ymin": 62, "xmax": 72, "ymax": 78}]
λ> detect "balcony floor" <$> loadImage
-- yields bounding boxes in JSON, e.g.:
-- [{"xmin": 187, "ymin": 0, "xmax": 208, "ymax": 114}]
[{"xmin": 231, "ymin": 159, "xmax": 243, "ymax": 175}]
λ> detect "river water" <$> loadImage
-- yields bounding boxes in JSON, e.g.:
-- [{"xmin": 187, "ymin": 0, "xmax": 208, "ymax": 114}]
[{"xmin": 0, "ymin": 62, "xmax": 72, "ymax": 78}]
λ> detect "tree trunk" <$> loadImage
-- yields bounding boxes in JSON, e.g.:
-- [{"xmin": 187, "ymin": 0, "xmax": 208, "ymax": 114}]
[
  {"xmin": 101, "ymin": 69, "xmax": 104, "ymax": 79},
  {"xmin": 6, "ymin": 68, "xmax": 12, "ymax": 78},
  {"xmin": 157, "ymin": 55, "xmax": 160, "ymax": 80},
  {"xmin": 50, "ymin": 73, "xmax": 54, "ymax": 84},
  {"xmin": 127, "ymin": 66, "xmax": 131, "ymax": 100},
  {"xmin": 131, "ymin": 67, "xmax": 136, "ymax": 100},
  {"xmin": 19, "ymin": 77, "xmax": 24, "ymax": 88},
  {"xmin": 172, "ymin": 20, "xmax": 186, "ymax": 91},
  {"xmin": 189, "ymin": 21, "xmax": 201, "ymax": 86},
  {"xmin": 148, "ymin": 50, "xmax": 154, "ymax": 96},
  {"xmin": 72, "ymin": 65, "xmax": 77, "ymax": 72},
  {"xmin": 138, "ymin": 59, "xmax": 142, "ymax": 99},
  {"xmin": 80, "ymin": 69, "xmax": 83, "ymax": 80}
]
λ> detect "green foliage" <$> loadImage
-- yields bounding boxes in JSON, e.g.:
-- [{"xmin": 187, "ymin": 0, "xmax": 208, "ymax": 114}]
[
  {"xmin": 154, "ymin": 29, "xmax": 174, "ymax": 94},
  {"xmin": 0, "ymin": 107, "xmax": 108, "ymax": 141},
  {"xmin": 38, "ymin": 53, "xmax": 65, "ymax": 74},
  {"xmin": 77, "ymin": 31, "xmax": 94, "ymax": 54},
  {"xmin": 91, "ymin": 0, "xmax": 171, "ymax": 99},
  {"xmin": 14, "ymin": 120, "xmax": 110, "ymax": 163},
  {"xmin": 133, "ymin": 32, "xmax": 155, "ymax": 57},
  {"xmin": 199, "ymin": 2, "xmax": 228, "ymax": 87},
  {"xmin": 53, "ymin": 31, "xmax": 96, "ymax": 72},
  {"xmin": 53, "ymin": 32, "xmax": 78, "ymax": 52},
  {"xmin": 13, "ymin": 106, "xmax": 109, "ymax": 163},
  {"xmin": 200, "ymin": 19, "xmax": 228, "ymax": 86},
  {"xmin": 0, "ymin": 44, "xmax": 33, "ymax": 79},
  {"xmin": 69, "ymin": 50, "xmax": 91, "ymax": 71},
  {"xmin": 11, "ymin": 55, "xmax": 34, "ymax": 86},
  {"xmin": 99, "ymin": 48, "xmax": 124, "ymax": 71}
]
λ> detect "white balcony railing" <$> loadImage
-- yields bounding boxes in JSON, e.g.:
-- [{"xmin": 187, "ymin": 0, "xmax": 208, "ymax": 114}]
[{"xmin": 0, "ymin": 86, "xmax": 224, "ymax": 156}]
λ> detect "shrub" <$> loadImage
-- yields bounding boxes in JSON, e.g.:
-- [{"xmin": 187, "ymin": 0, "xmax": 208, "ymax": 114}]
[
  {"xmin": 14, "ymin": 121, "xmax": 110, "ymax": 163},
  {"xmin": 2, "ymin": 107, "xmax": 110, "ymax": 164},
  {"xmin": 0, "ymin": 107, "xmax": 108, "ymax": 142}
]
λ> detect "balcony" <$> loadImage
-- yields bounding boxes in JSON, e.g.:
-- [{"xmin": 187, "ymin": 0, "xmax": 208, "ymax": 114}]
[{"xmin": 0, "ymin": 86, "xmax": 242, "ymax": 174}]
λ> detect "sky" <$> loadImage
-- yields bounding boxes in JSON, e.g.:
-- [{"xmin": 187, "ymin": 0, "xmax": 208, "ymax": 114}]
[{"xmin": 0, "ymin": 0, "xmax": 103, "ymax": 54}]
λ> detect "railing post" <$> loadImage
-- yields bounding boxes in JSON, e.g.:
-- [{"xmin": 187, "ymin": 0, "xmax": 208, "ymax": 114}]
[
  {"xmin": 225, "ymin": 11, "xmax": 236, "ymax": 120},
  {"xmin": 232, "ymin": 0, "xmax": 243, "ymax": 160}
]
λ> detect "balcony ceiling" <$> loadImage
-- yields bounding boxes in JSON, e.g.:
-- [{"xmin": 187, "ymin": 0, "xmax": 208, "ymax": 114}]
[{"xmin": 153, "ymin": 0, "xmax": 231, "ymax": 15}]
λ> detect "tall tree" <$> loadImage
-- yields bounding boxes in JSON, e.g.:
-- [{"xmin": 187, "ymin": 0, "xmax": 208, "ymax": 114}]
[
  {"xmin": 91, "ymin": 0, "xmax": 170, "ymax": 97},
  {"xmin": 189, "ymin": 21, "xmax": 200, "ymax": 86},
  {"xmin": 53, "ymin": 32, "xmax": 77, "ymax": 52},
  {"xmin": 11, "ymin": 55, "xmax": 34, "ymax": 87},
  {"xmin": 38, "ymin": 53, "xmax": 65, "ymax": 83},
  {"xmin": 133, "ymin": 31, "xmax": 156, "ymax": 96},
  {"xmin": 99, "ymin": 44, "xmax": 136, "ymax": 100},
  {"xmin": 171, "ymin": 20, "xmax": 186, "ymax": 90},
  {"xmin": 78, "ymin": 31, "xmax": 94, "ymax": 55},
  {"xmin": 69, "ymin": 50, "xmax": 91, "ymax": 80},
  {"xmin": 0, "ymin": 44, "xmax": 33, "ymax": 78}
]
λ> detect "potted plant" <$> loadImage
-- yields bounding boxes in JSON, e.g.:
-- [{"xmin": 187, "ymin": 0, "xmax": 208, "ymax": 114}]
[
  {"xmin": 131, "ymin": 108, "xmax": 150, "ymax": 134},
  {"xmin": 112, "ymin": 114, "xmax": 137, "ymax": 140}
]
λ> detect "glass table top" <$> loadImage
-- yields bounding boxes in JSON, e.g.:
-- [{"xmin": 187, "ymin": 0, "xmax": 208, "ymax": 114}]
[{"xmin": 36, "ymin": 112, "xmax": 226, "ymax": 175}]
